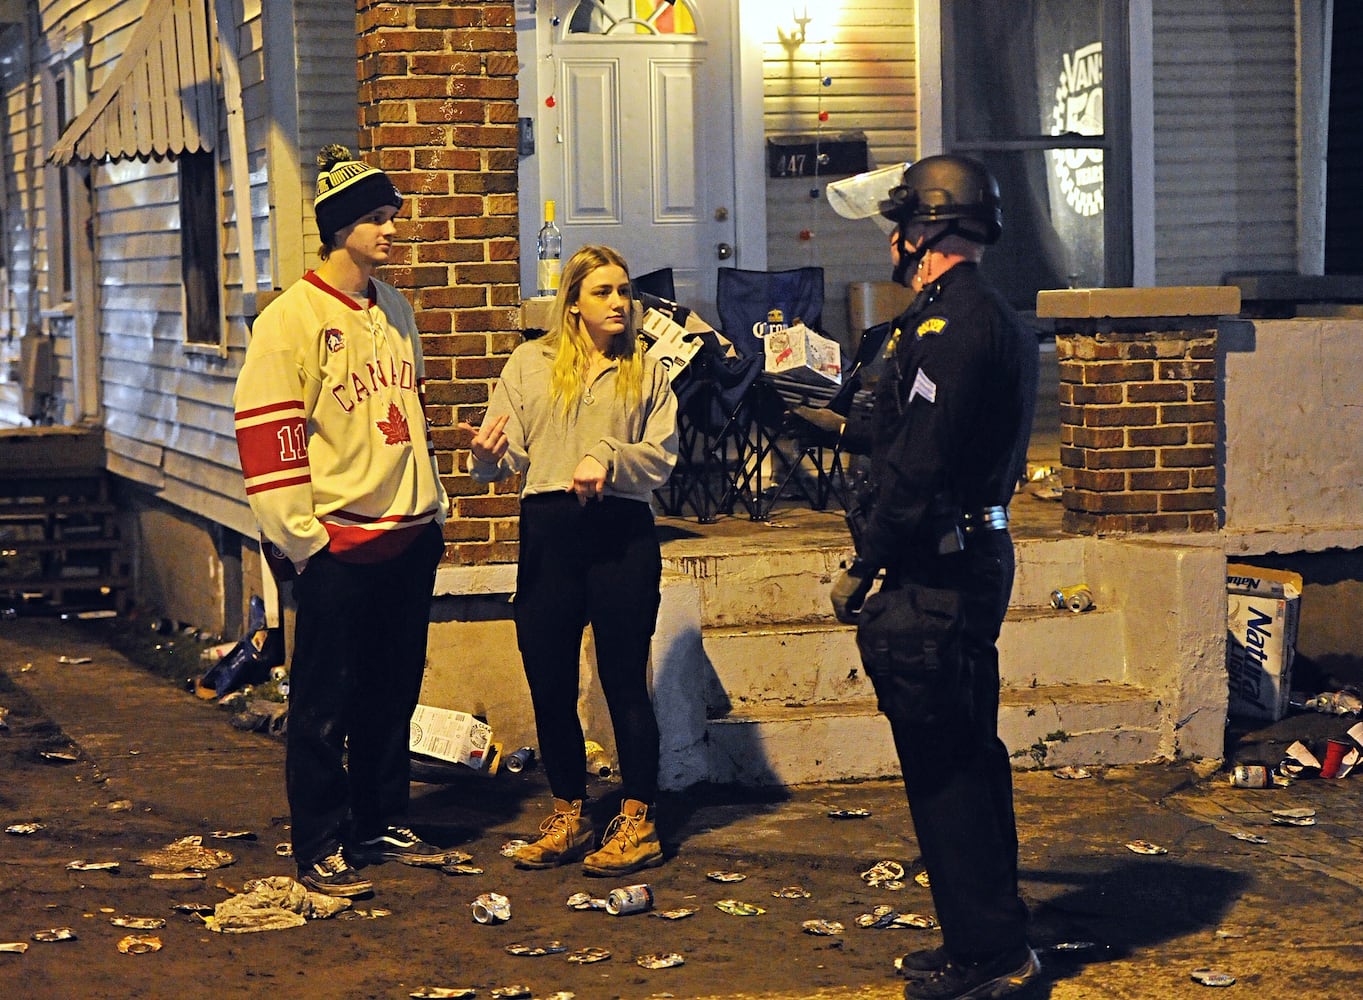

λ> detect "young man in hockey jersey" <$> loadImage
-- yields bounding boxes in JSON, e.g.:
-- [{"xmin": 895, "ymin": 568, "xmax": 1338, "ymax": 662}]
[{"xmin": 234, "ymin": 146, "xmax": 449, "ymax": 897}]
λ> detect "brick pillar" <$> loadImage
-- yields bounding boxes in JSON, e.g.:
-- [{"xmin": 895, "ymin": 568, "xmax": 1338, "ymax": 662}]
[
  {"xmin": 1036, "ymin": 287, "xmax": 1240, "ymax": 535},
  {"xmin": 355, "ymin": 1, "xmax": 522, "ymax": 566}
]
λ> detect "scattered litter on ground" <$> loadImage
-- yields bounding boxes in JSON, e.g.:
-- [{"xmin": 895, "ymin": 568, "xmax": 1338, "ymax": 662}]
[
  {"xmin": 274, "ymin": 842, "xmax": 292, "ymax": 857},
  {"xmin": 855, "ymin": 905, "xmax": 938, "ymax": 930},
  {"xmin": 108, "ymin": 800, "xmax": 133, "ymax": 811},
  {"xmin": 489, "ymin": 986, "xmax": 532, "ymax": 998},
  {"xmin": 1271, "ymin": 807, "xmax": 1316, "ymax": 827},
  {"xmin": 205, "ymin": 876, "xmax": 351, "ymax": 933},
  {"xmin": 6, "ymin": 822, "xmax": 43, "ymax": 835},
  {"xmin": 636, "ymin": 953, "xmax": 684, "ymax": 969},
  {"xmin": 67, "ymin": 860, "xmax": 119, "ymax": 871},
  {"xmin": 170, "ymin": 902, "xmax": 215, "ymax": 915},
  {"xmin": 150, "ymin": 872, "xmax": 206, "ymax": 881},
  {"xmin": 715, "ymin": 899, "xmax": 764, "ymax": 916},
  {"xmin": 0, "ymin": 942, "xmax": 28, "ymax": 954},
  {"xmin": 860, "ymin": 860, "xmax": 905, "ymax": 889},
  {"xmin": 110, "ymin": 916, "xmax": 165, "ymax": 930},
  {"xmin": 802, "ymin": 919, "xmax": 844, "ymax": 935},
  {"xmin": 1228, "ymin": 830, "xmax": 1269, "ymax": 844},
  {"xmin": 1054, "ymin": 766, "xmax": 1092, "ymax": 780},
  {"xmin": 116, "ymin": 934, "xmax": 161, "ymax": 954},
  {"xmin": 472, "ymin": 892, "xmax": 511, "ymax": 924},
  {"xmin": 31, "ymin": 927, "xmax": 76, "ymax": 942},
  {"xmin": 504, "ymin": 941, "xmax": 568, "ymax": 956},
  {"xmin": 827, "ymin": 808, "xmax": 871, "ymax": 819},
  {"xmin": 499, "ymin": 840, "xmax": 528, "ymax": 857},
  {"xmin": 1125, "ymin": 840, "xmax": 1168, "ymax": 855},
  {"xmin": 57, "ymin": 655, "xmax": 92, "ymax": 665},
  {"xmin": 442, "ymin": 863, "xmax": 483, "ymax": 876},
  {"xmin": 914, "ymin": 871, "xmax": 930, "ymax": 889},
  {"xmin": 208, "ymin": 830, "xmax": 255, "ymax": 840},
  {"xmin": 1190, "ymin": 968, "xmax": 1236, "ymax": 987},
  {"xmin": 706, "ymin": 870, "xmax": 745, "ymax": 882},
  {"xmin": 39, "ymin": 750, "xmax": 79, "ymax": 762},
  {"xmin": 138, "ymin": 836, "xmax": 234, "ymax": 872},
  {"xmin": 410, "ymin": 989, "xmax": 476, "ymax": 999},
  {"xmin": 566, "ymin": 946, "xmax": 611, "ymax": 963},
  {"xmin": 337, "ymin": 907, "xmax": 391, "ymax": 920},
  {"xmin": 652, "ymin": 907, "xmax": 696, "ymax": 921},
  {"xmin": 606, "ymin": 884, "xmax": 653, "ymax": 915},
  {"xmin": 772, "ymin": 886, "xmax": 811, "ymax": 899}
]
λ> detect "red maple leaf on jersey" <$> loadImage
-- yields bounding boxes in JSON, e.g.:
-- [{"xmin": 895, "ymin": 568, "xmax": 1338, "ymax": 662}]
[{"xmin": 377, "ymin": 403, "xmax": 411, "ymax": 444}]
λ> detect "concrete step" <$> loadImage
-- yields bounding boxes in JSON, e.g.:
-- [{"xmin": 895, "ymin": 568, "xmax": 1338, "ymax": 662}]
[
  {"xmin": 663, "ymin": 532, "xmax": 1092, "ymax": 629},
  {"xmin": 704, "ymin": 682, "xmax": 1164, "ymax": 786},
  {"xmin": 699, "ymin": 605, "xmax": 1128, "ymax": 714}
]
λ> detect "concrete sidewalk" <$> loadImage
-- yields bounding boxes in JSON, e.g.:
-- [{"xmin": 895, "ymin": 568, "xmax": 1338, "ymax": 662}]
[{"xmin": 2, "ymin": 616, "xmax": 1362, "ymax": 999}]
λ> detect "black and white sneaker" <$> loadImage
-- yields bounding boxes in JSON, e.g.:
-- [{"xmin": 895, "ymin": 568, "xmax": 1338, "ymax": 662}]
[
  {"xmin": 299, "ymin": 849, "xmax": 373, "ymax": 898},
  {"xmin": 349, "ymin": 825, "xmax": 447, "ymax": 867}
]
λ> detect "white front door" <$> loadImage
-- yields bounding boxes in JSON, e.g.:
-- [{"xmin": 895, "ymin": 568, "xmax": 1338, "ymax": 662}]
[{"xmin": 540, "ymin": 0, "xmax": 735, "ymax": 319}]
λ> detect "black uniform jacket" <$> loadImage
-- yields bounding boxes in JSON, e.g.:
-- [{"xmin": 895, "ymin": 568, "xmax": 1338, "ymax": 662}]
[{"xmin": 857, "ymin": 262, "xmax": 1039, "ymax": 572}]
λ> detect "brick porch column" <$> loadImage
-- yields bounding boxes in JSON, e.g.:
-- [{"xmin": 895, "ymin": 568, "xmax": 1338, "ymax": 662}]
[{"xmin": 1036, "ymin": 286, "xmax": 1241, "ymax": 535}]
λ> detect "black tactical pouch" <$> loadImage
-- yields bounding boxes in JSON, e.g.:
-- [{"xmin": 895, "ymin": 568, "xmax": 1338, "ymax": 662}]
[{"xmin": 855, "ymin": 582, "xmax": 971, "ymax": 730}]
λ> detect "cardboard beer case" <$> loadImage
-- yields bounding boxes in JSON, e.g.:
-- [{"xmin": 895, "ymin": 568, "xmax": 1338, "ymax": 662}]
[
  {"xmin": 1225, "ymin": 563, "xmax": 1303, "ymax": 721},
  {"xmin": 763, "ymin": 321, "xmax": 842, "ymax": 385},
  {"xmin": 409, "ymin": 705, "xmax": 494, "ymax": 770}
]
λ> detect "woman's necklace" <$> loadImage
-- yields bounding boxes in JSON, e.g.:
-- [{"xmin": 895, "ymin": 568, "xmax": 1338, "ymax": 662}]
[{"xmin": 582, "ymin": 352, "xmax": 611, "ymax": 405}]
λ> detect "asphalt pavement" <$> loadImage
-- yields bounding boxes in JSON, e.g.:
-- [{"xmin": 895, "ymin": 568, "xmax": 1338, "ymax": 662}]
[{"xmin": 2, "ymin": 616, "xmax": 1362, "ymax": 1000}]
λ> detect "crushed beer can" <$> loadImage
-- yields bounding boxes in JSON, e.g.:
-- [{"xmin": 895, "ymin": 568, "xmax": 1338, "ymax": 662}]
[
  {"xmin": 652, "ymin": 907, "xmax": 696, "ymax": 920},
  {"xmin": 772, "ymin": 885, "xmax": 812, "ymax": 899},
  {"xmin": 827, "ymin": 808, "xmax": 871, "ymax": 819},
  {"xmin": 1050, "ymin": 584, "xmax": 1094, "ymax": 613},
  {"xmin": 504, "ymin": 941, "xmax": 567, "ymax": 956},
  {"xmin": 471, "ymin": 892, "xmax": 512, "ymax": 924},
  {"xmin": 1228, "ymin": 830, "xmax": 1269, "ymax": 844},
  {"xmin": 6, "ymin": 822, "xmax": 43, "ymax": 835},
  {"xmin": 0, "ymin": 942, "xmax": 29, "ymax": 954},
  {"xmin": 32, "ymin": 927, "xmax": 77, "ymax": 942},
  {"xmin": 489, "ymin": 987, "xmax": 532, "ymax": 999},
  {"xmin": 1125, "ymin": 840, "xmax": 1168, "ymax": 855},
  {"xmin": 116, "ymin": 934, "xmax": 162, "ymax": 955},
  {"xmin": 715, "ymin": 899, "xmax": 765, "ymax": 916},
  {"xmin": 606, "ymin": 884, "xmax": 654, "ymax": 915},
  {"xmin": 860, "ymin": 860, "xmax": 905, "ymax": 889},
  {"xmin": 802, "ymin": 919, "xmax": 844, "ymax": 935},
  {"xmin": 636, "ymin": 952, "xmax": 685, "ymax": 969},
  {"xmin": 706, "ymin": 870, "xmax": 747, "ymax": 883},
  {"xmin": 565, "ymin": 892, "xmax": 607, "ymax": 911},
  {"xmin": 111, "ymin": 916, "xmax": 165, "ymax": 930},
  {"xmin": 1053, "ymin": 765, "xmax": 1092, "ymax": 780},
  {"xmin": 499, "ymin": 839, "xmax": 529, "ymax": 857},
  {"xmin": 1271, "ymin": 807, "xmax": 1316, "ymax": 826},
  {"xmin": 1190, "ymin": 968, "xmax": 1236, "ymax": 987},
  {"xmin": 410, "ymin": 990, "xmax": 477, "ymax": 999},
  {"xmin": 567, "ymin": 946, "xmax": 612, "ymax": 964}
]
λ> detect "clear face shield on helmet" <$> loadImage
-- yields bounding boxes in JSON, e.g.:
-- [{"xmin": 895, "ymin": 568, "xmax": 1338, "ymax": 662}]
[{"xmin": 825, "ymin": 163, "xmax": 910, "ymax": 234}]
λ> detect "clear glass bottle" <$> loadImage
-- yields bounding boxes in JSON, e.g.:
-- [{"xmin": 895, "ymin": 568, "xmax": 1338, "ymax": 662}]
[{"xmin": 536, "ymin": 199, "xmax": 562, "ymax": 297}]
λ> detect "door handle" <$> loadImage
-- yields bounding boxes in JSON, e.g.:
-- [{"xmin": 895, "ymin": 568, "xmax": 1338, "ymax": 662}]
[{"xmin": 717, "ymin": 242, "xmax": 733, "ymax": 260}]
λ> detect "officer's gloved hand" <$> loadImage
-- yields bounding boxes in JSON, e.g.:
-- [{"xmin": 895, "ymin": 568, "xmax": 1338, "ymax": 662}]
[{"xmin": 830, "ymin": 560, "xmax": 875, "ymax": 624}]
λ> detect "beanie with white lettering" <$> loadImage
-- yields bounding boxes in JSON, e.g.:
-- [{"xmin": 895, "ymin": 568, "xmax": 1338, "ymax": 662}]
[{"xmin": 314, "ymin": 144, "xmax": 403, "ymax": 247}]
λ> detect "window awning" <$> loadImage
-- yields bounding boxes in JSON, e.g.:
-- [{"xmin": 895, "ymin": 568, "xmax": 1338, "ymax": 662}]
[{"xmin": 47, "ymin": 0, "xmax": 216, "ymax": 166}]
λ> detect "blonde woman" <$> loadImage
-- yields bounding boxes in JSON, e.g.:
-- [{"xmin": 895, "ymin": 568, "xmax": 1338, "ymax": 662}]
[{"xmin": 463, "ymin": 245, "xmax": 678, "ymax": 875}]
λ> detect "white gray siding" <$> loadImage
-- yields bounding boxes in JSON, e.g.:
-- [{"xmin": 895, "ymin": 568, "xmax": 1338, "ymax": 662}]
[{"xmin": 1151, "ymin": 0, "xmax": 1298, "ymax": 285}]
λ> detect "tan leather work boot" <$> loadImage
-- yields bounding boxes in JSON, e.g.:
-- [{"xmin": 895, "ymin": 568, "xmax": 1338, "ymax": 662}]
[
  {"xmin": 582, "ymin": 798, "xmax": 664, "ymax": 876},
  {"xmin": 513, "ymin": 798, "xmax": 594, "ymax": 869}
]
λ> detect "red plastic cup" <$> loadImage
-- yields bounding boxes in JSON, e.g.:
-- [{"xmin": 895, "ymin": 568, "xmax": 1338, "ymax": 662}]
[{"xmin": 1320, "ymin": 738, "xmax": 1351, "ymax": 779}]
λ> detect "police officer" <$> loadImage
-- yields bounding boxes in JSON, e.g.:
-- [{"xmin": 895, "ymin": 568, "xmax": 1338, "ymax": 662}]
[{"xmin": 828, "ymin": 155, "xmax": 1041, "ymax": 1000}]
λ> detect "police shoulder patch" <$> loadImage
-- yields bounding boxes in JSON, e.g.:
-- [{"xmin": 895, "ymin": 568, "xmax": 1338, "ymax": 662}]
[{"xmin": 916, "ymin": 317, "xmax": 948, "ymax": 338}]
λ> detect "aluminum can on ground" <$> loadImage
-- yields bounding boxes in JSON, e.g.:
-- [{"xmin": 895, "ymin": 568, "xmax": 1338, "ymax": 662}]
[
  {"xmin": 1229, "ymin": 764, "xmax": 1271, "ymax": 788},
  {"xmin": 471, "ymin": 892, "xmax": 511, "ymax": 924},
  {"xmin": 504, "ymin": 747, "xmax": 535, "ymax": 774},
  {"xmin": 606, "ymin": 884, "xmax": 654, "ymax": 916}
]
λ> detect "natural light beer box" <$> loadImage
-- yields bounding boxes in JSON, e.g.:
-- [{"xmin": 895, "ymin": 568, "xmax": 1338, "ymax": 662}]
[
  {"xmin": 763, "ymin": 321, "xmax": 842, "ymax": 384},
  {"xmin": 409, "ymin": 705, "xmax": 494, "ymax": 769},
  {"xmin": 1225, "ymin": 564, "xmax": 1303, "ymax": 721}
]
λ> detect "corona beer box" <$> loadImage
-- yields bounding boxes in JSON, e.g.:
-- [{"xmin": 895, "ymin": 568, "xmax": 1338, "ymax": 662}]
[
  {"xmin": 763, "ymin": 321, "xmax": 842, "ymax": 385},
  {"xmin": 1226, "ymin": 563, "xmax": 1303, "ymax": 721},
  {"xmin": 409, "ymin": 705, "xmax": 494, "ymax": 770}
]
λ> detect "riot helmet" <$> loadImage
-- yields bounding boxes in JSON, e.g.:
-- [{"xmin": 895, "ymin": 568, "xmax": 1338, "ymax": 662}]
[{"xmin": 881, "ymin": 154, "xmax": 1002, "ymax": 245}]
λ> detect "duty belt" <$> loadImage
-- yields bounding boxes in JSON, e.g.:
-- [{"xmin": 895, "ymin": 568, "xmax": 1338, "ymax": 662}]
[{"xmin": 961, "ymin": 505, "xmax": 1009, "ymax": 534}]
